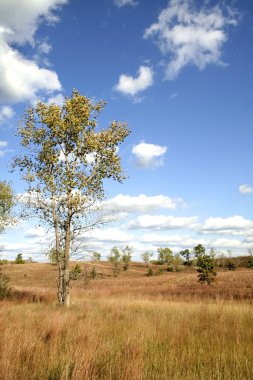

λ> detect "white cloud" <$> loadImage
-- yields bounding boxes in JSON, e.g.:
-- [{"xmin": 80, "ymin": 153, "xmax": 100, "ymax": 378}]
[
  {"xmin": 144, "ymin": 0, "xmax": 238, "ymax": 79},
  {"xmin": 239, "ymin": 184, "xmax": 253, "ymax": 194},
  {"xmin": 115, "ymin": 66, "xmax": 153, "ymax": 98},
  {"xmin": 0, "ymin": 105, "xmax": 15, "ymax": 124},
  {"xmin": 114, "ymin": 0, "xmax": 137, "ymax": 8},
  {"xmin": 0, "ymin": 0, "xmax": 67, "ymax": 103},
  {"xmin": 38, "ymin": 41, "xmax": 52, "ymax": 54},
  {"xmin": 129, "ymin": 214, "xmax": 198, "ymax": 230},
  {"xmin": 132, "ymin": 142, "xmax": 167, "ymax": 168},
  {"xmin": 83, "ymin": 227, "xmax": 134, "ymax": 243},
  {"xmin": 201, "ymin": 216, "xmax": 253, "ymax": 237},
  {"xmin": 24, "ymin": 227, "xmax": 47, "ymax": 239},
  {"xmin": 0, "ymin": 0, "xmax": 68, "ymax": 45},
  {"xmin": 46, "ymin": 93, "xmax": 65, "ymax": 106},
  {"xmin": 0, "ymin": 140, "xmax": 8, "ymax": 148},
  {"xmin": 104, "ymin": 193, "xmax": 185, "ymax": 214},
  {"xmin": 0, "ymin": 140, "xmax": 12, "ymax": 157}
]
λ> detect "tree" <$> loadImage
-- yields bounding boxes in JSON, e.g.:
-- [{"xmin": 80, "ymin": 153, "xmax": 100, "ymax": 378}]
[
  {"xmin": 14, "ymin": 90, "xmax": 130, "ymax": 306},
  {"xmin": 193, "ymin": 244, "xmax": 206, "ymax": 258},
  {"xmin": 225, "ymin": 260, "xmax": 237, "ymax": 271},
  {"xmin": 121, "ymin": 245, "xmax": 132, "ymax": 271},
  {"xmin": 15, "ymin": 253, "xmax": 25, "ymax": 264},
  {"xmin": 108, "ymin": 246, "xmax": 122, "ymax": 277},
  {"xmin": 91, "ymin": 251, "xmax": 101, "ymax": 262},
  {"xmin": 247, "ymin": 249, "xmax": 253, "ymax": 269},
  {"xmin": 157, "ymin": 247, "xmax": 173, "ymax": 265},
  {"xmin": 194, "ymin": 245, "xmax": 217, "ymax": 285},
  {"xmin": 141, "ymin": 252, "xmax": 153, "ymax": 266},
  {"xmin": 179, "ymin": 249, "xmax": 191, "ymax": 266},
  {"xmin": 0, "ymin": 181, "xmax": 14, "ymax": 234}
]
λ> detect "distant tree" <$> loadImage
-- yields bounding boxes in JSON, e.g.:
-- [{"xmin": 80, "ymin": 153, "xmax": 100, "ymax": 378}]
[
  {"xmin": 194, "ymin": 245, "xmax": 217, "ymax": 285},
  {"xmin": 13, "ymin": 90, "xmax": 130, "ymax": 306},
  {"xmin": 0, "ymin": 181, "xmax": 15, "ymax": 234},
  {"xmin": 225, "ymin": 260, "xmax": 237, "ymax": 271},
  {"xmin": 26, "ymin": 256, "xmax": 34, "ymax": 263},
  {"xmin": 247, "ymin": 249, "xmax": 253, "ymax": 269},
  {"xmin": 15, "ymin": 253, "xmax": 25, "ymax": 264},
  {"xmin": 47, "ymin": 248, "xmax": 63, "ymax": 265},
  {"xmin": 141, "ymin": 252, "xmax": 153, "ymax": 266},
  {"xmin": 179, "ymin": 249, "xmax": 191, "ymax": 266},
  {"xmin": 91, "ymin": 251, "xmax": 101, "ymax": 262},
  {"xmin": 193, "ymin": 244, "xmax": 206, "ymax": 258},
  {"xmin": 172, "ymin": 253, "xmax": 183, "ymax": 272},
  {"xmin": 121, "ymin": 245, "xmax": 132, "ymax": 271},
  {"xmin": 217, "ymin": 251, "xmax": 226, "ymax": 270},
  {"xmin": 157, "ymin": 247, "xmax": 173, "ymax": 265},
  {"xmin": 108, "ymin": 246, "xmax": 121, "ymax": 277}
]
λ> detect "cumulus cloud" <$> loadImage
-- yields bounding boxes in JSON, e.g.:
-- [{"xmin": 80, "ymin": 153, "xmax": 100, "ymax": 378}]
[
  {"xmin": 115, "ymin": 66, "xmax": 153, "ymax": 98},
  {"xmin": 114, "ymin": 0, "xmax": 137, "ymax": 7},
  {"xmin": 0, "ymin": 0, "xmax": 67, "ymax": 103},
  {"xmin": 201, "ymin": 216, "xmax": 253, "ymax": 237},
  {"xmin": 103, "ymin": 193, "xmax": 185, "ymax": 214},
  {"xmin": 83, "ymin": 227, "xmax": 134, "ymax": 243},
  {"xmin": 0, "ymin": 140, "xmax": 12, "ymax": 157},
  {"xmin": 132, "ymin": 142, "xmax": 167, "ymax": 168},
  {"xmin": 144, "ymin": 0, "xmax": 238, "ymax": 79},
  {"xmin": 46, "ymin": 93, "xmax": 65, "ymax": 106},
  {"xmin": 129, "ymin": 214, "xmax": 198, "ymax": 230},
  {"xmin": 24, "ymin": 227, "xmax": 47, "ymax": 239},
  {"xmin": 0, "ymin": 105, "xmax": 15, "ymax": 124},
  {"xmin": 239, "ymin": 184, "xmax": 253, "ymax": 194}
]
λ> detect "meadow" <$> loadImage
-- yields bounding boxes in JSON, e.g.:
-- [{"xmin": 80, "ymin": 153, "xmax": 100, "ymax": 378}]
[{"xmin": 1, "ymin": 262, "xmax": 253, "ymax": 379}]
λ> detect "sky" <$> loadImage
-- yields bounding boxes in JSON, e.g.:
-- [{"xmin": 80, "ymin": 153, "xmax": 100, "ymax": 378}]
[{"xmin": 0, "ymin": 0, "xmax": 253, "ymax": 261}]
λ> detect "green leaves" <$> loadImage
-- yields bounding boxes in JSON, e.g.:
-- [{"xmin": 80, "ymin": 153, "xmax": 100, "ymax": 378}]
[{"xmin": 0, "ymin": 181, "xmax": 15, "ymax": 233}]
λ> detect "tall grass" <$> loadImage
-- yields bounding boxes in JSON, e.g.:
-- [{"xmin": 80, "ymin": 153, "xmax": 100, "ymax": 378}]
[
  {"xmin": 1, "ymin": 264, "xmax": 253, "ymax": 379},
  {"xmin": 1, "ymin": 297, "xmax": 253, "ymax": 379}
]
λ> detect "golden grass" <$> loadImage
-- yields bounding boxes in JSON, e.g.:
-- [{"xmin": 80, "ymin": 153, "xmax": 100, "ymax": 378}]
[{"xmin": 1, "ymin": 263, "xmax": 253, "ymax": 379}]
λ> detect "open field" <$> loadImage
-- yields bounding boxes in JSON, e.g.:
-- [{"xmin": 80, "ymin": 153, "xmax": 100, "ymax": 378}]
[{"xmin": 1, "ymin": 263, "xmax": 253, "ymax": 379}]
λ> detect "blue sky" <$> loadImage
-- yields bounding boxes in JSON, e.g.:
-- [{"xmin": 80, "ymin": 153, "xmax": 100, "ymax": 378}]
[{"xmin": 0, "ymin": 0, "xmax": 253, "ymax": 261}]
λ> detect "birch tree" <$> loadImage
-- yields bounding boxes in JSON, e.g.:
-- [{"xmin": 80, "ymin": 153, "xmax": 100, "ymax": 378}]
[{"xmin": 14, "ymin": 90, "xmax": 130, "ymax": 306}]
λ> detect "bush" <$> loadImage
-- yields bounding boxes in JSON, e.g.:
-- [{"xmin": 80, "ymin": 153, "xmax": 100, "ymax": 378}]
[
  {"xmin": 226, "ymin": 261, "xmax": 237, "ymax": 271},
  {"xmin": 15, "ymin": 253, "xmax": 25, "ymax": 264},
  {"xmin": 90, "ymin": 267, "xmax": 97, "ymax": 279},
  {"xmin": 146, "ymin": 267, "xmax": 154, "ymax": 277},
  {"xmin": 0, "ymin": 268, "xmax": 11, "ymax": 300},
  {"xmin": 196, "ymin": 254, "xmax": 217, "ymax": 285},
  {"xmin": 156, "ymin": 268, "xmax": 165, "ymax": 275},
  {"xmin": 166, "ymin": 266, "xmax": 174, "ymax": 272},
  {"xmin": 247, "ymin": 257, "xmax": 253, "ymax": 269},
  {"xmin": 70, "ymin": 264, "xmax": 82, "ymax": 280}
]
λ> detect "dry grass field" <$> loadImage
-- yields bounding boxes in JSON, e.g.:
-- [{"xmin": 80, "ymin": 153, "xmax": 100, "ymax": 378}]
[{"xmin": 1, "ymin": 262, "xmax": 253, "ymax": 379}]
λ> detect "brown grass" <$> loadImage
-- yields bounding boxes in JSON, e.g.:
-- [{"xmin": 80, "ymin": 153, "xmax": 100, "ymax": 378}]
[{"xmin": 1, "ymin": 263, "xmax": 253, "ymax": 379}]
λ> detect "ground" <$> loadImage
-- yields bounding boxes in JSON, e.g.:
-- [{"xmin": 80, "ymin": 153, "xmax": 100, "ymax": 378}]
[{"xmin": 1, "ymin": 262, "xmax": 253, "ymax": 379}]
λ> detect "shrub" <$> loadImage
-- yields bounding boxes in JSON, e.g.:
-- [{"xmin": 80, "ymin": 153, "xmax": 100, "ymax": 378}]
[
  {"xmin": 90, "ymin": 267, "xmax": 97, "ymax": 279},
  {"xmin": 146, "ymin": 267, "xmax": 154, "ymax": 277},
  {"xmin": 70, "ymin": 264, "xmax": 82, "ymax": 280},
  {"xmin": 15, "ymin": 253, "xmax": 25, "ymax": 264},
  {"xmin": 247, "ymin": 257, "xmax": 253, "ymax": 268},
  {"xmin": 195, "ymin": 246, "xmax": 217, "ymax": 285},
  {"xmin": 0, "ymin": 267, "xmax": 11, "ymax": 300},
  {"xmin": 226, "ymin": 261, "xmax": 237, "ymax": 271},
  {"xmin": 166, "ymin": 266, "xmax": 174, "ymax": 272}
]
